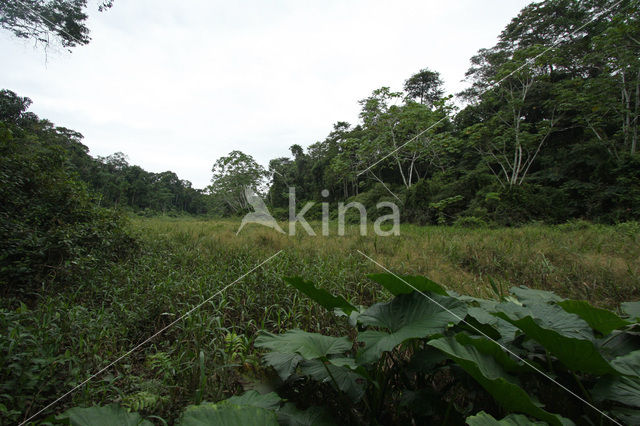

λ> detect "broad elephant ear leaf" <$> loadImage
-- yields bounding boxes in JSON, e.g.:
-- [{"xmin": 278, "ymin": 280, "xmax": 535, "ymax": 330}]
[
  {"xmin": 621, "ymin": 301, "xmax": 640, "ymax": 322},
  {"xmin": 428, "ymin": 336, "xmax": 573, "ymax": 426},
  {"xmin": 276, "ymin": 402, "xmax": 335, "ymax": 426},
  {"xmin": 298, "ymin": 359, "xmax": 367, "ymax": 401},
  {"xmin": 454, "ymin": 333, "xmax": 531, "ymax": 373},
  {"xmin": 261, "ymin": 351, "xmax": 304, "ymax": 381},
  {"xmin": 558, "ymin": 300, "xmax": 630, "ymax": 335},
  {"xmin": 56, "ymin": 404, "xmax": 153, "ymax": 426},
  {"xmin": 176, "ymin": 403, "xmax": 279, "ymax": 426},
  {"xmin": 465, "ymin": 410, "xmax": 548, "ymax": 425},
  {"xmin": 509, "ymin": 287, "xmax": 564, "ymax": 305},
  {"xmin": 284, "ymin": 277, "xmax": 356, "ymax": 315},
  {"xmin": 591, "ymin": 373, "xmax": 640, "ymax": 425},
  {"xmin": 610, "ymin": 349, "xmax": 640, "ymax": 377},
  {"xmin": 367, "ymin": 273, "xmax": 448, "ymax": 296},
  {"xmin": 356, "ymin": 292, "xmax": 467, "ymax": 364},
  {"xmin": 467, "ymin": 306, "xmax": 519, "ymax": 342},
  {"xmin": 220, "ymin": 390, "xmax": 282, "ymax": 410},
  {"xmin": 494, "ymin": 302, "xmax": 617, "ymax": 375},
  {"xmin": 255, "ymin": 329, "xmax": 352, "ymax": 359}
]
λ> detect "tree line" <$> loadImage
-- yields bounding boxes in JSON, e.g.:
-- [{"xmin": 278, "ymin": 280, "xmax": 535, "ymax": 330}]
[
  {"xmin": 2, "ymin": 0, "xmax": 639, "ymax": 226},
  {"xmin": 211, "ymin": 0, "xmax": 640, "ymax": 226}
]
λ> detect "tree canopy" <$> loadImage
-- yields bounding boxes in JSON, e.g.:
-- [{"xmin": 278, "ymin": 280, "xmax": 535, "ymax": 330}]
[{"xmin": 0, "ymin": 0, "xmax": 113, "ymax": 48}]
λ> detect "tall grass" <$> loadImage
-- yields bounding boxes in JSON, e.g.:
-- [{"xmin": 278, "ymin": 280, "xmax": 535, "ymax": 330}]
[{"xmin": 2, "ymin": 217, "xmax": 638, "ymax": 423}]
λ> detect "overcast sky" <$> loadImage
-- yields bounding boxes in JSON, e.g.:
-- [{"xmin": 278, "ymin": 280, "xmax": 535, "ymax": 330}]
[{"xmin": 1, "ymin": 0, "xmax": 533, "ymax": 189}]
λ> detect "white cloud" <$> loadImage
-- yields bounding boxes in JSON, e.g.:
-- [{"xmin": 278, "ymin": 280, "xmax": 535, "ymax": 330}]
[{"xmin": 1, "ymin": 0, "xmax": 532, "ymax": 188}]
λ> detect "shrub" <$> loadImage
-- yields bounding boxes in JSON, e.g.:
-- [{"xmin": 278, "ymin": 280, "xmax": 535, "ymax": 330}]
[
  {"xmin": 61, "ymin": 274, "xmax": 639, "ymax": 424},
  {"xmin": 454, "ymin": 215, "xmax": 490, "ymax": 229},
  {"xmin": 250, "ymin": 275, "xmax": 640, "ymax": 425},
  {"xmin": 556, "ymin": 219, "xmax": 593, "ymax": 232},
  {"xmin": 0, "ymin": 96, "xmax": 136, "ymax": 294}
]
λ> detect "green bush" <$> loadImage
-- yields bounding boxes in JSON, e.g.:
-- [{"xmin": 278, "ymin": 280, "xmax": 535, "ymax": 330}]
[
  {"xmin": 488, "ymin": 184, "xmax": 570, "ymax": 226},
  {"xmin": 250, "ymin": 275, "xmax": 640, "ymax": 425},
  {"xmin": 0, "ymin": 304, "xmax": 78, "ymax": 424},
  {"xmin": 0, "ymin": 94, "xmax": 136, "ymax": 294},
  {"xmin": 556, "ymin": 219, "xmax": 593, "ymax": 232},
  {"xmin": 454, "ymin": 215, "xmax": 490, "ymax": 229}
]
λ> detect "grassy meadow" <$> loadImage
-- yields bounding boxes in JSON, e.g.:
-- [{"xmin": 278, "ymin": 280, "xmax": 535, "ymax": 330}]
[
  {"xmin": 5, "ymin": 217, "xmax": 640, "ymax": 423},
  {"xmin": 135, "ymin": 217, "xmax": 640, "ymax": 305}
]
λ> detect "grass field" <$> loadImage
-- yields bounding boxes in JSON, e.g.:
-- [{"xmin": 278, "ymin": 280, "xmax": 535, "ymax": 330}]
[
  {"xmin": 5, "ymin": 217, "xmax": 640, "ymax": 423},
  {"xmin": 135, "ymin": 217, "xmax": 640, "ymax": 305}
]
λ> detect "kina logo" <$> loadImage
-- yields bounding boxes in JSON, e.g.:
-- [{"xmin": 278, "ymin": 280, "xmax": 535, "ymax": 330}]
[{"xmin": 236, "ymin": 187, "xmax": 285, "ymax": 235}]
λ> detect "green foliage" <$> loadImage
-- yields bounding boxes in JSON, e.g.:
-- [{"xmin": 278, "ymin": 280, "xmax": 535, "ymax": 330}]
[
  {"xmin": 429, "ymin": 336, "xmax": 571, "ymax": 425},
  {"xmin": 403, "ymin": 68, "xmax": 444, "ymax": 106},
  {"xmin": 465, "ymin": 411, "xmax": 547, "ymax": 425},
  {"xmin": 367, "ymin": 273, "xmax": 448, "ymax": 296},
  {"xmin": 209, "ymin": 150, "xmax": 267, "ymax": 215},
  {"xmin": 356, "ymin": 292, "xmax": 466, "ymax": 364},
  {"xmin": 251, "ymin": 273, "xmax": 640, "ymax": 424},
  {"xmin": 53, "ymin": 404, "xmax": 153, "ymax": 426},
  {"xmin": 175, "ymin": 390, "xmax": 332, "ymax": 426},
  {"xmin": 177, "ymin": 403, "xmax": 279, "ymax": 426},
  {"xmin": 257, "ymin": 0, "xmax": 640, "ymax": 226},
  {"xmin": 0, "ymin": 0, "xmax": 114, "ymax": 48},
  {"xmin": 283, "ymin": 277, "xmax": 356, "ymax": 315},
  {"xmin": 0, "ymin": 90, "xmax": 136, "ymax": 292},
  {"xmin": 6, "ymin": 218, "xmax": 637, "ymax": 424},
  {"xmin": 454, "ymin": 216, "xmax": 491, "ymax": 229}
]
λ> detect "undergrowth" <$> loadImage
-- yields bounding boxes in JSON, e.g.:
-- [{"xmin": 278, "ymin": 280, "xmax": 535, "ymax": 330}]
[{"xmin": 1, "ymin": 218, "xmax": 638, "ymax": 424}]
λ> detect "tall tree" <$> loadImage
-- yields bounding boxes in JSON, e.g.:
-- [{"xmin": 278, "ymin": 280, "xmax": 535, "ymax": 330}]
[
  {"xmin": 404, "ymin": 68, "xmax": 444, "ymax": 107},
  {"xmin": 210, "ymin": 150, "xmax": 267, "ymax": 214},
  {"xmin": 0, "ymin": 0, "xmax": 113, "ymax": 48}
]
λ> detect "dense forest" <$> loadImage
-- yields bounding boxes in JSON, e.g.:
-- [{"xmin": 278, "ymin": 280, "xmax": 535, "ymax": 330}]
[{"xmin": 3, "ymin": 0, "xmax": 640, "ymax": 228}]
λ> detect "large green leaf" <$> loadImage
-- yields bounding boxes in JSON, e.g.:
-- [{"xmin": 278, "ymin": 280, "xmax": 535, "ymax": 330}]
[
  {"xmin": 368, "ymin": 273, "xmax": 448, "ymax": 296},
  {"xmin": 621, "ymin": 301, "xmax": 640, "ymax": 321},
  {"xmin": 356, "ymin": 292, "xmax": 466, "ymax": 364},
  {"xmin": 428, "ymin": 336, "xmax": 572, "ymax": 426},
  {"xmin": 558, "ymin": 300, "xmax": 630, "ymax": 335},
  {"xmin": 299, "ymin": 359, "xmax": 366, "ymax": 401},
  {"xmin": 610, "ymin": 349, "xmax": 640, "ymax": 377},
  {"xmin": 509, "ymin": 287, "xmax": 563, "ymax": 305},
  {"xmin": 284, "ymin": 277, "xmax": 356, "ymax": 315},
  {"xmin": 598, "ymin": 329, "xmax": 640, "ymax": 358},
  {"xmin": 256, "ymin": 329, "xmax": 352, "ymax": 360},
  {"xmin": 176, "ymin": 403, "xmax": 279, "ymax": 426},
  {"xmin": 495, "ymin": 303, "xmax": 616, "ymax": 375},
  {"xmin": 56, "ymin": 404, "xmax": 153, "ymax": 426},
  {"xmin": 605, "ymin": 407, "xmax": 640, "ymax": 425},
  {"xmin": 262, "ymin": 351, "xmax": 304, "ymax": 381},
  {"xmin": 465, "ymin": 411, "xmax": 547, "ymax": 425},
  {"xmin": 277, "ymin": 402, "xmax": 334, "ymax": 426},
  {"xmin": 592, "ymin": 359, "xmax": 640, "ymax": 424},
  {"xmin": 408, "ymin": 346, "xmax": 448, "ymax": 373},
  {"xmin": 467, "ymin": 306, "xmax": 519, "ymax": 342},
  {"xmin": 592, "ymin": 375, "xmax": 640, "ymax": 409},
  {"xmin": 454, "ymin": 333, "xmax": 530, "ymax": 373},
  {"xmin": 220, "ymin": 390, "xmax": 282, "ymax": 410}
]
